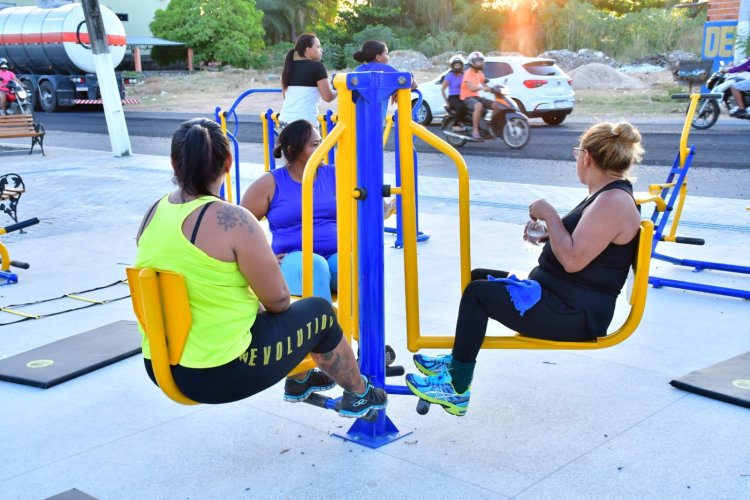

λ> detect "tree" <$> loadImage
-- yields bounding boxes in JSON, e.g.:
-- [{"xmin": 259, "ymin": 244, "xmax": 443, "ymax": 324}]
[
  {"xmin": 257, "ymin": 0, "xmax": 338, "ymax": 44},
  {"xmin": 151, "ymin": 0, "xmax": 265, "ymax": 68}
]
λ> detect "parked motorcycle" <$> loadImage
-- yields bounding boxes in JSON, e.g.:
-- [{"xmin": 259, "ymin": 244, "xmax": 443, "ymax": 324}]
[
  {"xmin": 441, "ymin": 85, "xmax": 531, "ymax": 149},
  {"xmin": 5, "ymin": 80, "xmax": 33, "ymax": 115},
  {"xmin": 691, "ymin": 64, "xmax": 750, "ymax": 130}
]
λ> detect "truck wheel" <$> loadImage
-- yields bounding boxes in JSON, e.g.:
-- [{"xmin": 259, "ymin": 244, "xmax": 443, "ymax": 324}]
[
  {"xmin": 19, "ymin": 80, "xmax": 37, "ymax": 111},
  {"xmin": 39, "ymin": 81, "xmax": 58, "ymax": 113}
]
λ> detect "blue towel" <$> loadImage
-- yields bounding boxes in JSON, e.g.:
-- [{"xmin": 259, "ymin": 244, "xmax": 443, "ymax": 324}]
[{"xmin": 487, "ymin": 274, "xmax": 541, "ymax": 316}]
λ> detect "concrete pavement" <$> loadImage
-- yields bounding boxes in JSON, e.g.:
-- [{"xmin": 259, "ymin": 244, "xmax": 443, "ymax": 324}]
[{"xmin": 0, "ymin": 143, "xmax": 748, "ymax": 499}]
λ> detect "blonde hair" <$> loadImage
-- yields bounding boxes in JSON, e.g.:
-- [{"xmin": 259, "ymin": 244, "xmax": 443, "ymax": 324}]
[{"xmin": 580, "ymin": 121, "xmax": 644, "ymax": 175}]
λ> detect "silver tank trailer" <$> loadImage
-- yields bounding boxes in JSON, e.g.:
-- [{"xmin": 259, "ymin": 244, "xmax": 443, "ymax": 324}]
[{"xmin": 0, "ymin": 3, "xmax": 126, "ymax": 76}]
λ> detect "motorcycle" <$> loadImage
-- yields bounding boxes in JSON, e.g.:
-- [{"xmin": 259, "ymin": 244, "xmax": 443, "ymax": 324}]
[
  {"xmin": 5, "ymin": 80, "xmax": 33, "ymax": 116},
  {"xmin": 441, "ymin": 85, "xmax": 531, "ymax": 149},
  {"xmin": 691, "ymin": 64, "xmax": 750, "ymax": 130}
]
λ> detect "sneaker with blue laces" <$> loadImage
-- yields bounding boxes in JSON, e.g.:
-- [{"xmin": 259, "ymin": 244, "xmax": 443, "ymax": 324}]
[
  {"xmin": 284, "ymin": 369, "xmax": 336, "ymax": 402},
  {"xmin": 413, "ymin": 352, "xmax": 452, "ymax": 376},
  {"xmin": 405, "ymin": 369, "xmax": 470, "ymax": 416},
  {"xmin": 335, "ymin": 375, "xmax": 388, "ymax": 418}
]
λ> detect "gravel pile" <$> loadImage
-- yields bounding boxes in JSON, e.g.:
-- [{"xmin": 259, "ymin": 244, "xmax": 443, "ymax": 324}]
[{"xmin": 568, "ymin": 63, "xmax": 647, "ymax": 90}]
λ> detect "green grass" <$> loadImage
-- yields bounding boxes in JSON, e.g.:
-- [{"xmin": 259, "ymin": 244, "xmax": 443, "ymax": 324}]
[{"xmin": 574, "ymin": 84, "xmax": 692, "ymax": 116}]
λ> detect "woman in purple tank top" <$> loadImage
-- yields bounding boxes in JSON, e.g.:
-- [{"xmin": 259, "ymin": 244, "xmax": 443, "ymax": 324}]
[{"xmin": 241, "ymin": 120, "xmax": 339, "ymax": 302}]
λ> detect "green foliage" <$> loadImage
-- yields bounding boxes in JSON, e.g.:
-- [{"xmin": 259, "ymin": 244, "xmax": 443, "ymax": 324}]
[
  {"xmin": 351, "ymin": 25, "xmax": 395, "ymax": 48},
  {"xmin": 538, "ymin": 0, "xmax": 706, "ymax": 60},
  {"xmin": 416, "ymin": 28, "xmax": 497, "ymax": 58},
  {"xmin": 337, "ymin": 2, "xmax": 402, "ymax": 35},
  {"xmin": 585, "ymin": 0, "xmax": 669, "ymax": 14},
  {"xmin": 150, "ymin": 0, "xmax": 265, "ymax": 68}
]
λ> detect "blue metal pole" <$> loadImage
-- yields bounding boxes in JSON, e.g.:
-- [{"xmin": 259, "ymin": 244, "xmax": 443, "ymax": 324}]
[
  {"xmin": 337, "ymin": 71, "xmax": 410, "ymax": 448},
  {"xmin": 265, "ymin": 109, "xmax": 278, "ymax": 170},
  {"xmin": 325, "ymin": 109, "xmax": 336, "ymax": 165},
  {"xmin": 393, "ymin": 112, "xmax": 404, "ymax": 248}
]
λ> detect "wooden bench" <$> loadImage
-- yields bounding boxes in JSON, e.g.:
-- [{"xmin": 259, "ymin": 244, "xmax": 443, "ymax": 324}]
[
  {"xmin": 0, "ymin": 115, "xmax": 45, "ymax": 156},
  {"xmin": 0, "ymin": 173, "xmax": 25, "ymax": 224}
]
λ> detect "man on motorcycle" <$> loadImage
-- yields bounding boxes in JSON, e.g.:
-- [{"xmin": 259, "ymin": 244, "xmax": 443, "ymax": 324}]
[
  {"xmin": 725, "ymin": 57, "xmax": 750, "ymax": 117},
  {"xmin": 460, "ymin": 52, "xmax": 498, "ymax": 140},
  {"xmin": 0, "ymin": 58, "xmax": 23, "ymax": 116}
]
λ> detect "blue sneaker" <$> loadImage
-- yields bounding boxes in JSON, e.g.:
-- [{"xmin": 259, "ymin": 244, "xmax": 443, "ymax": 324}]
[
  {"xmin": 405, "ymin": 369, "xmax": 470, "ymax": 417},
  {"xmin": 413, "ymin": 352, "xmax": 452, "ymax": 376},
  {"xmin": 284, "ymin": 369, "xmax": 336, "ymax": 402}
]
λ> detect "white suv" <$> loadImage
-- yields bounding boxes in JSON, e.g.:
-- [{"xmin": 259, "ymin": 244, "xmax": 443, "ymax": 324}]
[{"xmin": 412, "ymin": 56, "xmax": 575, "ymax": 126}]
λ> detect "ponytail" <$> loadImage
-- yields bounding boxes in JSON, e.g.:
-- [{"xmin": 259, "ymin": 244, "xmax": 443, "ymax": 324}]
[
  {"xmin": 282, "ymin": 33, "xmax": 318, "ymax": 90},
  {"xmin": 171, "ymin": 118, "xmax": 230, "ymax": 196}
]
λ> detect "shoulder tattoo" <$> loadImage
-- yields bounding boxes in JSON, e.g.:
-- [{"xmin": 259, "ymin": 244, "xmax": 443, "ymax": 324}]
[{"xmin": 216, "ymin": 205, "xmax": 255, "ymax": 235}]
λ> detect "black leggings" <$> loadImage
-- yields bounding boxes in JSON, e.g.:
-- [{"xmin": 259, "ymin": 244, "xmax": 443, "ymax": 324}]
[
  {"xmin": 452, "ymin": 268, "xmax": 592, "ymax": 363},
  {"xmin": 144, "ymin": 297, "xmax": 343, "ymax": 404}
]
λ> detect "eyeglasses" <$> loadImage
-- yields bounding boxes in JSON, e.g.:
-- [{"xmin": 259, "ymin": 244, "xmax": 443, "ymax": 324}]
[{"xmin": 573, "ymin": 146, "xmax": 585, "ymax": 160}]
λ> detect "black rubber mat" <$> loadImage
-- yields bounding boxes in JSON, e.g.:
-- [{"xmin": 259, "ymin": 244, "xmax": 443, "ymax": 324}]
[
  {"xmin": 45, "ymin": 489, "xmax": 98, "ymax": 500},
  {"xmin": 0, "ymin": 320, "xmax": 140, "ymax": 389},
  {"xmin": 670, "ymin": 351, "xmax": 750, "ymax": 409}
]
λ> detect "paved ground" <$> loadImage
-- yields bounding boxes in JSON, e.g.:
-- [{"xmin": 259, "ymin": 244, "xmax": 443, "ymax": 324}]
[{"xmin": 0, "ymin": 142, "xmax": 748, "ymax": 499}]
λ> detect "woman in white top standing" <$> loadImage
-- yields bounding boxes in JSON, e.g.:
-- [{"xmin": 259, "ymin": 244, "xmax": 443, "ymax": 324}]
[{"xmin": 279, "ymin": 34, "xmax": 337, "ymax": 128}]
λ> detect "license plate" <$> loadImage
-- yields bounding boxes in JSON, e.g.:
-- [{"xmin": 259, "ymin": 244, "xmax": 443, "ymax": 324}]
[{"xmin": 76, "ymin": 86, "xmax": 89, "ymax": 92}]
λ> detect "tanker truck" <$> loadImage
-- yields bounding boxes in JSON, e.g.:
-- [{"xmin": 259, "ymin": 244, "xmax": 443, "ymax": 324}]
[{"xmin": 0, "ymin": 2, "xmax": 137, "ymax": 112}]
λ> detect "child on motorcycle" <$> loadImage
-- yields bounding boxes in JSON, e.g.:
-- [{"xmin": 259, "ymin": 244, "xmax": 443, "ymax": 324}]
[
  {"xmin": 460, "ymin": 52, "xmax": 499, "ymax": 140},
  {"xmin": 442, "ymin": 55, "xmax": 465, "ymax": 128},
  {"xmin": 0, "ymin": 58, "xmax": 23, "ymax": 116}
]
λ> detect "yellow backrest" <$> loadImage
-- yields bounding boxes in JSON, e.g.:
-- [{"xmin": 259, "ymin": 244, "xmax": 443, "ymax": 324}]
[{"xmin": 126, "ymin": 267, "xmax": 198, "ymax": 405}]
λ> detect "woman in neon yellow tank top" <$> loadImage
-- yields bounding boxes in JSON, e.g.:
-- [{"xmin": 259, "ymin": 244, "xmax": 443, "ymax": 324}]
[{"xmin": 134, "ymin": 118, "xmax": 386, "ymax": 418}]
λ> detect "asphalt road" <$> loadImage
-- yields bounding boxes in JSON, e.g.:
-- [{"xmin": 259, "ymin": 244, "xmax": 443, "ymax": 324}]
[{"xmin": 25, "ymin": 109, "xmax": 750, "ymax": 169}]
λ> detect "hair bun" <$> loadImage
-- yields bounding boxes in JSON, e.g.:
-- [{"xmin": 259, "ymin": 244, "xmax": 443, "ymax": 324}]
[
  {"xmin": 273, "ymin": 144, "xmax": 283, "ymax": 159},
  {"xmin": 612, "ymin": 122, "xmax": 641, "ymax": 144},
  {"xmin": 352, "ymin": 51, "xmax": 365, "ymax": 63}
]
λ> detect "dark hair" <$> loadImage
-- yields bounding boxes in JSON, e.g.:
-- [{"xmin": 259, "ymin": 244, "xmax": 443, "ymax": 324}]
[
  {"xmin": 282, "ymin": 33, "xmax": 317, "ymax": 89},
  {"xmin": 171, "ymin": 118, "xmax": 230, "ymax": 196},
  {"xmin": 353, "ymin": 40, "xmax": 387, "ymax": 64},
  {"xmin": 273, "ymin": 120, "xmax": 314, "ymax": 164}
]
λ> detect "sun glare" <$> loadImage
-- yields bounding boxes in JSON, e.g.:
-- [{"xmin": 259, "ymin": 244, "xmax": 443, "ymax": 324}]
[{"xmin": 483, "ymin": 0, "xmax": 539, "ymax": 9}]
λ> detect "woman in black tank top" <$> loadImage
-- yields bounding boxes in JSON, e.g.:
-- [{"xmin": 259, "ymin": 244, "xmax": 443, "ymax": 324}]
[{"xmin": 405, "ymin": 122, "xmax": 645, "ymax": 417}]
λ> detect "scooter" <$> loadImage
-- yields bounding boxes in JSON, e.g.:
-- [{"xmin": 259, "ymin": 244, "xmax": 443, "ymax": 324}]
[
  {"xmin": 441, "ymin": 85, "xmax": 531, "ymax": 149},
  {"xmin": 691, "ymin": 63, "xmax": 750, "ymax": 130},
  {"xmin": 5, "ymin": 80, "xmax": 33, "ymax": 116}
]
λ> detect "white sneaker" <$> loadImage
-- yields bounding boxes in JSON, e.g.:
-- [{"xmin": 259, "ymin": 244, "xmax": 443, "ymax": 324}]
[{"xmin": 0, "ymin": 110, "xmax": 6, "ymax": 115}]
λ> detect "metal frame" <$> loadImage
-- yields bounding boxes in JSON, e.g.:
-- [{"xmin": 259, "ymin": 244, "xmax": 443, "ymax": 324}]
[{"xmin": 638, "ymin": 93, "xmax": 750, "ymax": 300}]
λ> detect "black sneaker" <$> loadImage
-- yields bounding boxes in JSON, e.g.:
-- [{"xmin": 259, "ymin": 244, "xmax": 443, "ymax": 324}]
[
  {"xmin": 284, "ymin": 369, "xmax": 336, "ymax": 402},
  {"xmin": 335, "ymin": 376, "xmax": 388, "ymax": 418}
]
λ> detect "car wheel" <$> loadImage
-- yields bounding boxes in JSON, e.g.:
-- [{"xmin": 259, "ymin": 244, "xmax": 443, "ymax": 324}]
[
  {"xmin": 39, "ymin": 81, "xmax": 58, "ymax": 113},
  {"xmin": 542, "ymin": 113, "xmax": 567, "ymax": 126},
  {"xmin": 411, "ymin": 99, "xmax": 432, "ymax": 126}
]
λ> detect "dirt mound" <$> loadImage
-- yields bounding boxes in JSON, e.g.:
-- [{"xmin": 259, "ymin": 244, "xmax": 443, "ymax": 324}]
[
  {"xmin": 568, "ymin": 63, "xmax": 647, "ymax": 90},
  {"xmin": 389, "ymin": 50, "xmax": 434, "ymax": 71}
]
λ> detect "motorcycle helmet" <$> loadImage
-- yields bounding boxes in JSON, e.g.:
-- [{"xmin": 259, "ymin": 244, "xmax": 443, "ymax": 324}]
[
  {"xmin": 0, "ymin": 58, "xmax": 8, "ymax": 69},
  {"xmin": 467, "ymin": 51, "xmax": 485, "ymax": 70},
  {"xmin": 449, "ymin": 55, "xmax": 465, "ymax": 74}
]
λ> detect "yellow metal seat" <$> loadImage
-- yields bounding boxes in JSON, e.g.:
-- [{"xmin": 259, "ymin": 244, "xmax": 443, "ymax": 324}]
[
  {"xmin": 126, "ymin": 267, "xmax": 318, "ymax": 406},
  {"xmin": 126, "ymin": 267, "xmax": 198, "ymax": 405},
  {"xmin": 489, "ymin": 219, "xmax": 654, "ymax": 350}
]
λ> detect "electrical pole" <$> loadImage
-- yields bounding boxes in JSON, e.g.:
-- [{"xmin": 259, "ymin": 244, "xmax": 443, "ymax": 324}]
[{"xmin": 81, "ymin": 0, "xmax": 132, "ymax": 157}]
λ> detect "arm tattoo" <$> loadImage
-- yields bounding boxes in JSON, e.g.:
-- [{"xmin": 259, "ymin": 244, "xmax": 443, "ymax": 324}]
[{"xmin": 216, "ymin": 205, "xmax": 255, "ymax": 235}]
